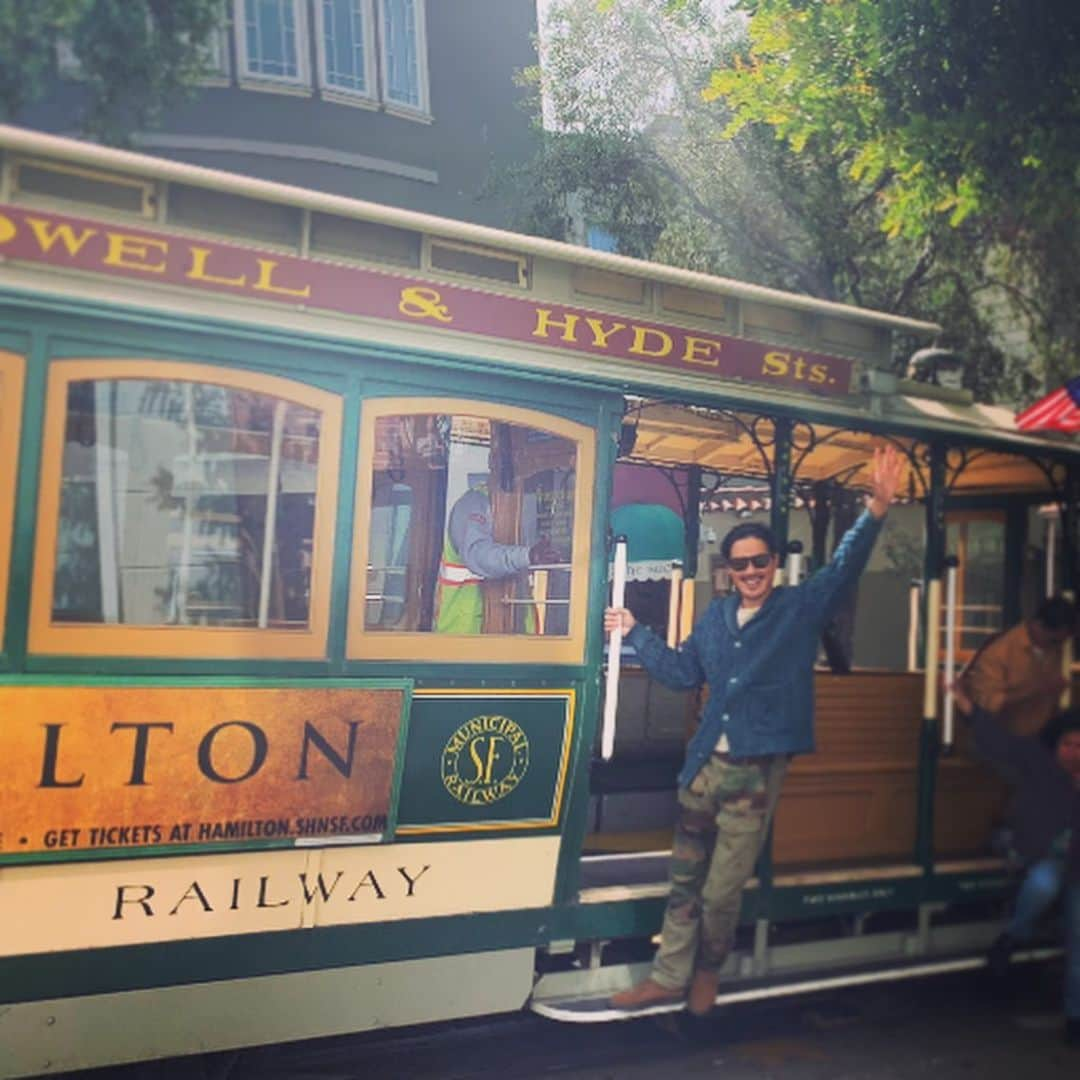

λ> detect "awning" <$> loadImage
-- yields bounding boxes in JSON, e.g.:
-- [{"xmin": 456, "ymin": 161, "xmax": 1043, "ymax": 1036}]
[{"xmin": 610, "ymin": 503, "xmax": 685, "ymax": 581}]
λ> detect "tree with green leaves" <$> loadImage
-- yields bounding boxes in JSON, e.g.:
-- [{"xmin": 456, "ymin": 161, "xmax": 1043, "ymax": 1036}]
[
  {"xmin": 704, "ymin": 0, "xmax": 1080, "ymax": 391},
  {"xmin": 504, "ymin": 0, "xmax": 1030, "ymax": 401},
  {"xmin": 0, "ymin": 0, "xmax": 224, "ymax": 145}
]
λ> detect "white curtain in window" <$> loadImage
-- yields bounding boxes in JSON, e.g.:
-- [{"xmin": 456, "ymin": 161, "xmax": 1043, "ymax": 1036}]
[
  {"xmin": 382, "ymin": 0, "xmax": 420, "ymax": 108},
  {"xmin": 244, "ymin": 0, "xmax": 300, "ymax": 79},
  {"xmin": 322, "ymin": 0, "xmax": 369, "ymax": 93}
]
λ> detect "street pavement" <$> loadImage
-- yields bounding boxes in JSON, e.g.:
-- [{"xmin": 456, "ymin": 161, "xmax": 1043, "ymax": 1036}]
[{"xmin": 52, "ymin": 962, "xmax": 1078, "ymax": 1079}]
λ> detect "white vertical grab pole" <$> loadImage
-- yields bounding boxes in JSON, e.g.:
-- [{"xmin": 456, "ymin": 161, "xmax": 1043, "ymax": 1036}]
[
  {"xmin": 257, "ymin": 400, "xmax": 286, "ymax": 629},
  {"xmin": 1046, "ymin": 516, "xmax": 1057, "ymax": 598},
  {"xmin": 922, "ymin": 577, "xmax": 943, "ymax": 723},
  {"xmin": 942, "ymin": 556, "xmax": 960, "ymax": 750},
  {"xmin": 679, "ymin": 577, "xmax": 695, "ymax": 644},
  {"xmin": 92, "ymin": 381, "xmax": 121, "ymax": 624},
  {"xmin": 1062, "ymin": 588, "xmax": 1075, "ymax": 710},
  {"xmin": 666, "ymin": 561, "xmax": 683, "ymax": 648},
  {"xmin": 785, "ymin": 540, "xmax": 803, "ymax": 586},
  {"xmin": 907, "ymin": 579, "xmax": 922, "ymax": 672},
  {"xmin": 175, "ymin": 382, "xmax": 198, "ymax": 625},
  {"xmin": 602, "ymin": 536, "xmax": 628, "ymax": 762}
]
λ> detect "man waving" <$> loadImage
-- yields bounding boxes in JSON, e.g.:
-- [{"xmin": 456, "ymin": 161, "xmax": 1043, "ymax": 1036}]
[{"xmin": 605, "ymin": 446, "xmax": 903, "ymax": 1015}]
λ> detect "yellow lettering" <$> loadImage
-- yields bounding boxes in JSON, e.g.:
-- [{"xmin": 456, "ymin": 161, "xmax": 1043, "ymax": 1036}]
[
  {"xmin": 27, "ymin": 217, "xmax": 97, "ymax": 256},
  {"xmin": 0, "ymin": 214, "xmax": 16, "ymax": 245},
  {"xmin": 468, "ymin": 737, "xmax": 486, "ymax": 784},
  {"xmin": 532, "ymin": 308, "xmax": 580, "ymax": 343},
  {"xmin": 484, "ymin": 737, "xmax": 501, "ymax": 785},
  {"xmin": 186, "ymin": 246, "xmax": 247, "ymax": 287},
  {"xmin": 682, "ymin": 336, "xmax": 722, "ymax": 367},
  {"xmin": 585, "ymin": 317, "xmax": 626, "ymax": 348},
  {"xmin": 103, "ymin": 232, "xmax": 168, "ymax": 274},
  {"xmin": 809, "ymin": 363, "xmax": 828, "ymax": 384},
  {"xmin": 398, "ymin": 286, "xmax": 453, "ymax": 323},
  {"xmin": 793, "ymin": 355, "xmax": 807, "ymax": 380},
  {"xmin": 628, "ymin": 326, "xmax": 673, "ymax": 358},
  {"xmin": 465, "ymin": 736, "xmax": 503, "ymax": 785},
  {"xmin": 762, "ymin": 351, "xmax": 790, "ymax": 378},
  {"xmin": 252, "ymin": 258, "xmax": 311, "ymax": 298}
]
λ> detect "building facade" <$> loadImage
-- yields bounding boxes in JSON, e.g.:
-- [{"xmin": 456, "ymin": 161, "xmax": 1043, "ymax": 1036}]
[{"xmin": 20, "ymin": 0, "xmax": 539, "ymax": 228}]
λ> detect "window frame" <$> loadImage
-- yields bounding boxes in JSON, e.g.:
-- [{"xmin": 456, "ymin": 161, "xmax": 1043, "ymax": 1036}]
[
  {"xmin": 0, "ymin": 352, "xmax": 26, "ymax": 651},
  {"xmin": 29, "ymin": 359, "xmax": 343, "ymax": 660},
  {"xmin": 196, "ymin": 23, "xmax": 233, "ymax": 86},
  {"xmin": 944, "ymin": 508, "xmax": 1008, "ymax": 663},
  {"xmin": 376, "ymin": 0, "xmax": 430, "ymax": 119},
  {"xmin": 348, "ymin": 397, "xmax": 594, "ymax": 664},
  {"xmin": 234, "ymin": 0, "xmax": 312, "ymax": 93},
  {"xmin": 11, "ymin": 157, "xmax": 157, "ymax": 219},
  {"xmin": 314, "ymin": 0, "xmax": 378, "ymax": 107}
]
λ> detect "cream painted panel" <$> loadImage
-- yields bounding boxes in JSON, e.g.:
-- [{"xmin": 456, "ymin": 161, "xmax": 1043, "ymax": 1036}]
[
  {"xmin": 0, "ymin": 848, "xmax": 312, "ymax": 955},
  {"xmin": 0, "ymin": 950, "xmax": 535, "ymax": 1078},
  {"xmin": 0, "ymin": 836, "xmax": 560, "ymax": 956},
  {"xmin": 313, "ymin": 835, "xmax": 560, "ymax": 927}
]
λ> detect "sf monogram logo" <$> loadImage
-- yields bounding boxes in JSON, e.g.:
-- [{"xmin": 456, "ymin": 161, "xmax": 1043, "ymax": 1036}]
[{"xmin": 441, "ymin": 715, "xmax": 529, "ymax": 806}]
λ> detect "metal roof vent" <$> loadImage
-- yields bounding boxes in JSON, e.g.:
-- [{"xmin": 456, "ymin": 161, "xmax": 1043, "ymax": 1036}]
[{"xmin": 906, "ymin": 347, "xmax": 966, "ymax": 390}]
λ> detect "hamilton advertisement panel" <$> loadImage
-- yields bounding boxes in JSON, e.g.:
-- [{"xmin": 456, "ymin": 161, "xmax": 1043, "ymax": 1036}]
[{"xmin": 0, "ymin": 682, "xmax": 407, "ymax": 862}]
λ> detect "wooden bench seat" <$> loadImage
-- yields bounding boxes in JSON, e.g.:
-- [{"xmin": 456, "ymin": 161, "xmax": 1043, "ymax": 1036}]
[{"xmin": 591, "ymin": 669, "xmax": 1015, "ymax": 868}]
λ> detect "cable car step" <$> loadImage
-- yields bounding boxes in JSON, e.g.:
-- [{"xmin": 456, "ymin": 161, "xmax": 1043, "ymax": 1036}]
[{"xmin": 530, "ymin": 946, "xmax": 1061, "ymax": 1023}]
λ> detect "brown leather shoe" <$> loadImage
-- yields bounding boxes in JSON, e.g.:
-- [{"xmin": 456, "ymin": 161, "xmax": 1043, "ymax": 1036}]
[
  {"xmin": 609, "ymin": 977, "xmax": 685, "ymax": 1011},
  {"xmin": 687, "ymin": 968, "xmax": 721, "ymax": 1015}
]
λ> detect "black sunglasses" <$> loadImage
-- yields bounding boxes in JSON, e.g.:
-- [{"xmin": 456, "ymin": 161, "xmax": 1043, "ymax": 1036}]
[{"xmin": 727, "ymin": 553, "xmax": 774, "ymax": 572}]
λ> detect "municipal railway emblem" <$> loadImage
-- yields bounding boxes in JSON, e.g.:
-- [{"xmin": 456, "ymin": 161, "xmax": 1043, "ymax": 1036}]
[{"xmin": 441, "ymin": 715, "xmax": 530, "ymax": 806}]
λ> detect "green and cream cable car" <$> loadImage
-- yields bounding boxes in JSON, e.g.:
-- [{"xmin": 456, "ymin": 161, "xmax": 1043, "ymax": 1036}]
[{"xmin": 0, "ymin": 125, "xmax": 1075, "ymax": 1075}]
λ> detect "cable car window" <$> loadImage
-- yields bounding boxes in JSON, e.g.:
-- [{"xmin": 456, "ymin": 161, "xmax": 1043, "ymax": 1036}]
[
  {"xmin": 364, "ymin": 412, "xmax": 576, "ymax": 637},
  {"xmin": 52, "ymin": 379, "xmax": 320, "ymax": 627},
  {"xmin": 31, "ymin": 361, "xmax": 342, "ymax": 659}
]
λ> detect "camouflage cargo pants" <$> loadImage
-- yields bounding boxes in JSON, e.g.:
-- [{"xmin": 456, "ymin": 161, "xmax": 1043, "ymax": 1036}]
[{"xmin": 652, "ymin": 751, "xmax": 788, "ymax": 990}]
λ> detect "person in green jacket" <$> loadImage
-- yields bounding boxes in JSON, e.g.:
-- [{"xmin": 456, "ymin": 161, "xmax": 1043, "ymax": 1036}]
[{"xmin": 435, "ymin": 482, "xmax": 562, "ymax": 634}]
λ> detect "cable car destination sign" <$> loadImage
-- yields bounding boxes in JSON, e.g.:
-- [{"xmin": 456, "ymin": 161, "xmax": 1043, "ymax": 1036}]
[{"xmin": 0, "ymin": 203, "xmax": 854, "ymax": 397}]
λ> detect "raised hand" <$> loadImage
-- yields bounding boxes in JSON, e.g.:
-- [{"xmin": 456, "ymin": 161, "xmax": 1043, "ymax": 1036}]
[{"xmin": 867, "ymin": 444, "xmax": 903, "ymax": 519}]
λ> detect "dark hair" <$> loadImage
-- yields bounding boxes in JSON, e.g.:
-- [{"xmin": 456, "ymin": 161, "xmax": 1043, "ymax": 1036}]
[
  {"xmin": 1034, "ymin": 595, "xmax": 1077, "ymax": 633},
  {"xmin": 1039, "ymin": 708, "xmax": 1080, "ymax": 752},
  {"xmin": 720, "ymin": 522, "xmax": 777, "ymax": 561}
]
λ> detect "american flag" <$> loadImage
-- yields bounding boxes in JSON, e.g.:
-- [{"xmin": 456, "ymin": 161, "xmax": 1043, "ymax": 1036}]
[{"xmin": 1015, "ymin": 376, "xmax": 1080, "ymax": 433}]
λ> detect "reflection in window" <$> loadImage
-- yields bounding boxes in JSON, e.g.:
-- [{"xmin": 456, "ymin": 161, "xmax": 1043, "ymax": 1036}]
[
  {"xmin": 241, "ymin": 0, "xmax": 305, "ymax": 83},
  {"xmin": 946, "ymin": 511, "xmax": 1002, "ymax": 656},
  {"xmin": 198, "ymin": 25, "xmax": 232, "ymax": 82},
  {"xmin": 945, "ymin": 514, "xmax": 1006, "ymax": 659},
  {"xmin": 321, "ymin": 0, "xmax": 371, "ymax": 95},
  {"xmin": 381, "ymin": 0, "xmax": 425, "ymax": 110},
  {"xmin": 53, "ymin": 379, "xmax": 323, "ymax": 628},
  {"xmin": 366, "ymin": 414, "xmax": 576, "ymax": 636}
]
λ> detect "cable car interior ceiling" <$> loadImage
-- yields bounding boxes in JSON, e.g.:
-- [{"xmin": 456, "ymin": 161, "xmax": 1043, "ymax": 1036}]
[{"xmin": 619, "ymin": 400, "xmax": 1064, "ymax": 501}]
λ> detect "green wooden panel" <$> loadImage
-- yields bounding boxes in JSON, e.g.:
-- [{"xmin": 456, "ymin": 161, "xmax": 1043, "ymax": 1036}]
[{"xmin": 396, "ymin": 691, "xmax": 573, "ymax": 830}]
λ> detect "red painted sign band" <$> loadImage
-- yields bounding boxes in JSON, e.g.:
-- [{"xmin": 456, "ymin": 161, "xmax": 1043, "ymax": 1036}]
[{"xmin": 0, "ymin": 204, "xmax": 854, "ymax": 396}]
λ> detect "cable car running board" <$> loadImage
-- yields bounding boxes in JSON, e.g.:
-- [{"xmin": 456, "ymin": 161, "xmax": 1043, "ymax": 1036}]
[{"xmin": 530, "ymin": 948, "xmax": 1061, "ymax": 1023}]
